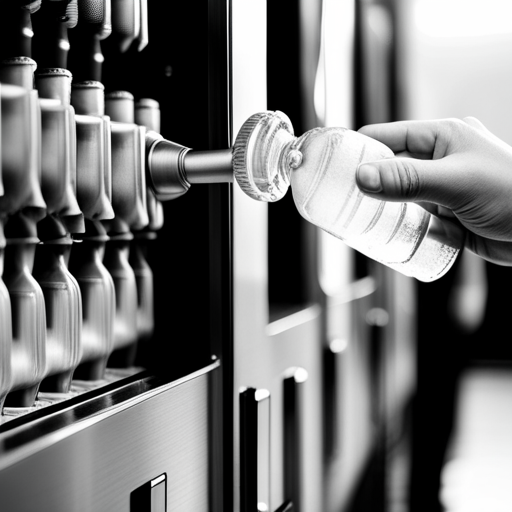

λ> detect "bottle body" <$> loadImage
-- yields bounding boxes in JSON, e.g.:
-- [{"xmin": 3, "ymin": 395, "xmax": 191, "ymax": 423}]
[
  {"xmin": 34, "ymin": 243, "xmax": 82, "ymax": 394},
  {"xmin": 69, "ymin": 236, "xmax": 115, "ymax": 381},
  {"xmin": 129, "ymin": 235, "xmax": 154, "ymax": 347},
  {"xmin": 3, "ymin": 239, "xmax": 47, "ymax": 407},
  {"xmin": 103, "ymin": 238, "xmax": 138, "ymax": 368},
  {"xmin": 290, "ymin": 127, "xmax": 461, "ymax": 281}
]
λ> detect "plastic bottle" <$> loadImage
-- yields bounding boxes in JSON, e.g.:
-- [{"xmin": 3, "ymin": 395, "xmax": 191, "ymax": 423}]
[{"xmin": 232, "ymin": 111, "xmax": 464, "ymax": 282}]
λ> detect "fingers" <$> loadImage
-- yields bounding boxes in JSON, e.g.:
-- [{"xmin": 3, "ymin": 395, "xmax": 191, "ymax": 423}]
[
  {"xmin": 417, "ymin": 201, "xmax": 457, "ymax": 218},
  {"xmin": 463, "ymin": 116, "xmax": 488, "ymax": 131},
  {"xmin": 356, "ymin": 156, "xmax": 456, "ymax": 205},
  {"xmin": 357, "ymin": 117, "xmax": 512, "ymax": 257},
  {"xmin": 356, "ymin": 117, "xmax": 487, "ymax": 207},
  {"xmin": 356, "ymin": 158, "xmax": 421, "ymax": 201},
  {"xmin": 465, "ymin": 233, "xmax": 512, "ymax": 267},
  {"xmin": 462, "ymin": 116, "xmax": 509, "ymax": 148},
  {"xmin": 358, "ymin": 120, "xmax": 442, "ymax": 157}
]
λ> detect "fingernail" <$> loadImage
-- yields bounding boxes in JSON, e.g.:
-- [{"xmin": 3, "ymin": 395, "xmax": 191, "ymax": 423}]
[{"xmin": 357, "ymin": 164, "xmax": 382, "ymax": 193}]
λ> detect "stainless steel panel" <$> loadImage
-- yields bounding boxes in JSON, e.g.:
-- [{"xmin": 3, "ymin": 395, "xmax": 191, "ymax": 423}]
[{"xmin": 0, "ymin": 362, "xmax": 218, "ymax": 512}]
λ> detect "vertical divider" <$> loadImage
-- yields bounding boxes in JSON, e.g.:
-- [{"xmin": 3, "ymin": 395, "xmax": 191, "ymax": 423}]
[
  {"xmin": 283, "ymin": 367, "xmax": 308, "ymax": 512},
  {"xmin": 240, "ymin": 387, "xmax": 271, "ymax": 512}
]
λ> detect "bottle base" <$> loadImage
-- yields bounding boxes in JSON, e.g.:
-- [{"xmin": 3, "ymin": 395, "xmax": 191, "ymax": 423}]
[{"xmin": 386, "ymin": 215, "xmax": 464, "ymax": 282}]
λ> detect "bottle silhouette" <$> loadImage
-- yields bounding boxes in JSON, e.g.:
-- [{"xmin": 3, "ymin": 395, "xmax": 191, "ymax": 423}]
[
  {"xmin": 233, "ymin": 111, "xmax": 464, "ymax": 282},
  {"xmin": 70, "ymin": 80, "xmax": 116, "ymax": 382},
  {"xmin": 103, "ymin": 90, "xmax": 147, "ymax": 368},
  {"xmin": 0, "ymin": 57, "xmax": 48, "ymax": 408}
]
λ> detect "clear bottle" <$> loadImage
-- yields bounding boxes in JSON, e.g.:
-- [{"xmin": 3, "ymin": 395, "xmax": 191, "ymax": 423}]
[{"xmin": 232, "ymin": 111, "xmax": 464, "ymax": 282}]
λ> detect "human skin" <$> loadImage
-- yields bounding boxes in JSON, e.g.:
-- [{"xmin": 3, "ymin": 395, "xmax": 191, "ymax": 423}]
[{"xmin": 356, "ymin": 116, "xmax": 512, "ymax": 265}]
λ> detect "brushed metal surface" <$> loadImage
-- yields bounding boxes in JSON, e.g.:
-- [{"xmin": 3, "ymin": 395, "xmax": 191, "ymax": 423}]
[{"xmin": 0, "ymin": 363, "xmax": 218, "ymax": 512}]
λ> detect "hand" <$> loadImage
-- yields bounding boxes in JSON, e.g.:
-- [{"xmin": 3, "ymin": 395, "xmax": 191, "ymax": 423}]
[{"xmin": 355, "ymin": 117, "xmax": 512, "ymax": 265}]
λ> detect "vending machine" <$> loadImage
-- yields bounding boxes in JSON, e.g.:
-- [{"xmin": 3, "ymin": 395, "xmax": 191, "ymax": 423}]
[{"xmin": 0, "ymin": 1, "xmax": 416, "ymax": 511}]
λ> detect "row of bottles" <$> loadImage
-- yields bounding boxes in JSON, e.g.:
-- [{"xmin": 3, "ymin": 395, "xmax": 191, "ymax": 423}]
[{"xmin": 0, "ymin": 0, "xmax": 160, "ymax": 418}]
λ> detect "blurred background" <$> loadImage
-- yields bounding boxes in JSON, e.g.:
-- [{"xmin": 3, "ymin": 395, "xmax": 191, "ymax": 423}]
[
  {"xmin": 0, "ymin": 1, "xmax": 511, "ymax": 511},
  {"xmin": 271, "ymin": 0, "xmax": 512, "ymax": 510},
  {"xmin": 394, "ymin": 2, "xmax": 512, "ymax": 511}
]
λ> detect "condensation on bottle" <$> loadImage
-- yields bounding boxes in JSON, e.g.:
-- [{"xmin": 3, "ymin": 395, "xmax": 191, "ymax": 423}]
[{"xmin": 232, "ymin": 110, "xmax": 464, "ymax": 282}]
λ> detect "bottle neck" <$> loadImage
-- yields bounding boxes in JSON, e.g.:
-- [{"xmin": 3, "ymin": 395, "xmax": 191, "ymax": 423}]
[
  {"xmin": 34, "ymin": 242, "xmax": 70, "ymax": 274},
  {"xmin": 5, "ymin": 241, "xmax": 37, "ymax": 275},
  {"xmin": 277, "ymin": 137, "xmax": 303, "ymax": 188}
]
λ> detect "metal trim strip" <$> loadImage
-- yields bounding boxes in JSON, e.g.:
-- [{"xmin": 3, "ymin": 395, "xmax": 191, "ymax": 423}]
[{"xmin": 0, "ymin": 360, "xmax": 220, "ymax": 471}]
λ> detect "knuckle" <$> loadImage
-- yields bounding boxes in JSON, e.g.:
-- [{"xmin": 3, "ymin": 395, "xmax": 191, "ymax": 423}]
[
  {"xmin": 462, "ymin": 116, "xmax": 488, "ymax": 134},
  {"xmin": 388, "ymin": 159, "xmax": 421, "ymax": 200},
  {"xmin": 462, "ymin": 115, "xmax": 479, "ymax": 124},
  {"xmin": 437, "ymin": 118, "xmax": 471, "ymax": 152},
  {"xmin": 442, "ymin": 117, "xmax": 465, "ymax": 133}
]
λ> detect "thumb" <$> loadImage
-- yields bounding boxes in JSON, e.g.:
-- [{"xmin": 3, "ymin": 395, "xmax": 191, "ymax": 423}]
[{"xmin": 356, "ymin": 157, "xmax": 447, "ymax": 204}]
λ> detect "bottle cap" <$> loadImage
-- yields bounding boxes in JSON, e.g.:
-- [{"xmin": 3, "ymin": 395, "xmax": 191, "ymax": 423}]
[
  {"xmin": 71, "ymin": 80, "xmax": 105, "ymax": 116},
  {"xmin": 35, "ymin": 68, "xmax": 72, "ymax": 105},
  {"xmin": 61, "ymin": 213, "xmax": 85, "ymax": 235},
  {"xmin": 105, "ymin": 90, "xmax": 134, "ymax": 123},
  {"xmin": 0, "ymin": 56, "xmax": 36, "ymax": 89},
  {"xmin": 233, "ymin": 110, "xmax": 295, "ymax": 202},
  {"xmin": 5, "ymin": 211, "xmax": 39, "ymax": 240},
  {"xmin": 37, "ymin": 214, "xmax": 70, "ymax": 243},
  {"xmin": 135, "ymin": 98, "xmax": 160, "ymax": 132},
  {"xmin": 75, "ymin": 218, "xmax": 109, "ymax": 242}
]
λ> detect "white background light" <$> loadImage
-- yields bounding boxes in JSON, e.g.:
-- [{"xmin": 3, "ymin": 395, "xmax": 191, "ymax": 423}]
[{"xmin": 415, "ymin": 0, "xmax": 512, "ymax": 38}]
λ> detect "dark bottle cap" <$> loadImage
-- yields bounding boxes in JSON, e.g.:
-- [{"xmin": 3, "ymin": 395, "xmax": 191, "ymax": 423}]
[
  {"xmin": 37, "ymin": 214, "xmax": 71, "ymax": 243},
  {"xmin": 5, "ymin": 210, "xmax": 39, "ymax": 240}
]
